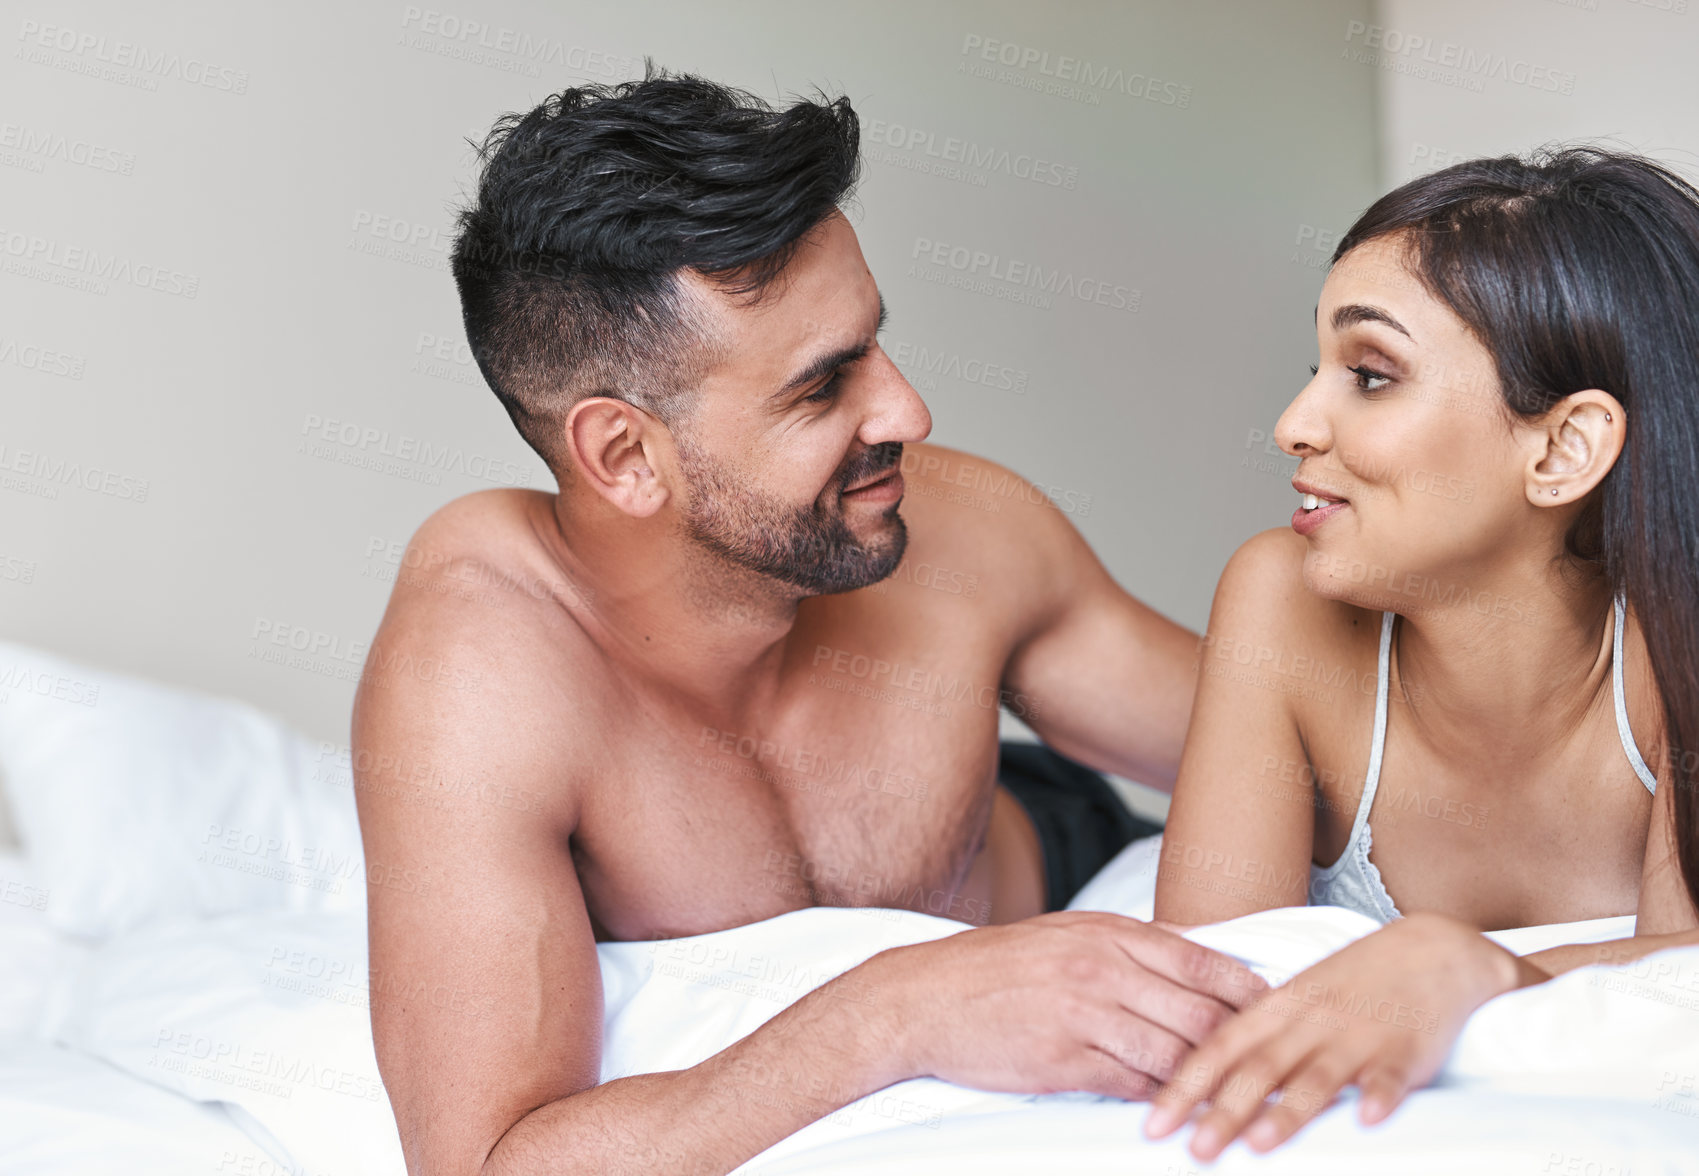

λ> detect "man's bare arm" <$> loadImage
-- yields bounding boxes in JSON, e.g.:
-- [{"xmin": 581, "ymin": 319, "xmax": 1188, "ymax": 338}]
[
  {"xmin": 970, "ymin": 457, "xmax": 1198, "ymax": 791},
  {"xmin": 479, "ymin": 914, "xmax": 1266, "ymax": 1176},
  {"xmin": 352, "ymin": 555, "xmax": 916, "ymax": 1175}
]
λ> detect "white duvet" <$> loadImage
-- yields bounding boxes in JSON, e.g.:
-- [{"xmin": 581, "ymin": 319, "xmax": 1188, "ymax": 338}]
[
  {"xmin": 3, "ymin": 640, "xmax": 1698, "ymax": 1174},
  {"xmin": 7, "ymin": 847, "xmax": 1694, "ymax": 1176}
]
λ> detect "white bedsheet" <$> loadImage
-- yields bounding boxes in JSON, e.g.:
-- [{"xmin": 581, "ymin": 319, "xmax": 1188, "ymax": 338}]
[
  {"xmin": 599, "ymin": 904, "xmax": 1699, "ymax": 1174},
  {"xmin": 7, "ymin": 646, "xmax": 1696, "ymax": 1172},
  {"xmin": 745, "ymin": 1092, "xmax": 1692, "ymax": 1175},
  {"xmin": 25, "ymin": 888, "xmax": 1697, "ymax": 1176},
  {"xmin": 3, "ymin": 632, "xmax": 1696, "ymax": 1175}
]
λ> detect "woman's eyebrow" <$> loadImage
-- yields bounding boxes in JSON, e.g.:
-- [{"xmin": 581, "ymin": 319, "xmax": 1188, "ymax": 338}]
[{"xmin": 1325, "ymin": 302, "xmax": 1415, "ymax": 341}]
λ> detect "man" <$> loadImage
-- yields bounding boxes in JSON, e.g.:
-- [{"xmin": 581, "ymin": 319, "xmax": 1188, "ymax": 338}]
[{"xmin": 352, "ymin": 66, "xmax": 1265, "ymax": 1176}]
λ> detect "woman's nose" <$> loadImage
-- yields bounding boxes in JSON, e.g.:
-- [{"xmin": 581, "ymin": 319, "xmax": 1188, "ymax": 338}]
[{"xmin": 1274, "ymin": 379, "xmax": 1330, "ymax": 457}]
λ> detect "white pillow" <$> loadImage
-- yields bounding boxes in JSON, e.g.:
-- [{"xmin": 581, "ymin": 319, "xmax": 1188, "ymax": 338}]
[
  {"xmin": 0, "ymin": 642, "xmax": 364, "ymax": 937},
  {"xmin": 57, "ymin": 909, "xmax": 403, "ymax": 1176},
  {"xmin": 0, "ymin": 849, "xmax": 96, "ymax": 1044},
  {"xmin": 0, "ymin": 1041, "xmax": 273, "ymax": 1176}
]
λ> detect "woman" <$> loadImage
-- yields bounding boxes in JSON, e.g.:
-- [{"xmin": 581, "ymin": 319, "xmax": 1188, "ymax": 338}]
[{"xmin": 1145, "ymin": 146, "xmax": 1699, "ymax": 1160}]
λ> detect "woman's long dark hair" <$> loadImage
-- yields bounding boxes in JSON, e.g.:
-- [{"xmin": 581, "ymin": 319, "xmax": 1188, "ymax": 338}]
[{"xmin": 1330, "ymin": 146, "xmax": 1699, "ymax": 915}]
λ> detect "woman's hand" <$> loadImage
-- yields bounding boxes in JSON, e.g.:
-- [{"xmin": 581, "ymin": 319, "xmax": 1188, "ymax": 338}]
[{"xmin": 1142, "ymin": 912, "xmax": 1541, "ymax": 1161}]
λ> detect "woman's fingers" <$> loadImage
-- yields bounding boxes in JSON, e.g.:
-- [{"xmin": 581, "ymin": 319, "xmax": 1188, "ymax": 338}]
[
  {"xmin": 1141, "ymin": 1008, "xmax": 1274, "ymax": 1138},
  {"xmin": 1180, "ymin": 1031, "xmax": 1325, "ymax": 1162},
  {"xmin": 1357, "ymin": 1062, "xmax": 1416, "ymax": 1124},
  {"xmin": 1132, "ymin": 915, "xmax": 1493, "ymax": 1157},
  {"xmin": 1242, "ymin": 1050, "xmax": 1353, "ymax": 1152},
  {"xmin": 1141, "ymin": 1051, "xmax": 1216, "ymax": 1139}
]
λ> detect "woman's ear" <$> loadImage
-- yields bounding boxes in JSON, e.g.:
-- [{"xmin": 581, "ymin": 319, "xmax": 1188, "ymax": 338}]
[
  {"xmin": 562, "ymin": 397, "xmax": 676, "ymax": 518},
  {"xmin": 1524, "ymin": 389, "xmax": 1627, "ymax": 507}
]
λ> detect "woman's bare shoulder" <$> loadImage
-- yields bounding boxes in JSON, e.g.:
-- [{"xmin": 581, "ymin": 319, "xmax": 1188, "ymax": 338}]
[
  {"xmin": 1204, "ymin": 528, "xmax": 1385, "ymax": 705},
  {"xmin": 1213, "ymin": 528, "xmax": 1379, "ymax": 629}
]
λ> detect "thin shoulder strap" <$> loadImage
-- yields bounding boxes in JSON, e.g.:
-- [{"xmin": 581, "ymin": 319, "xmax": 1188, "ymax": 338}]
[
  {"xmin": 1612, "ymin": 591, "xmax": 1658, "ymax": 795},
  {"xmin": 1344, "ymin": 611, "xmax": 1397, "ymax": 840}
]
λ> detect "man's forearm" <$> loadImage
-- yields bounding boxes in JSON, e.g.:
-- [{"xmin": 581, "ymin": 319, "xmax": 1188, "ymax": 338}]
[{"xmin": 482, "ymin": 956, "xmax": 914, "ymax": 1176}]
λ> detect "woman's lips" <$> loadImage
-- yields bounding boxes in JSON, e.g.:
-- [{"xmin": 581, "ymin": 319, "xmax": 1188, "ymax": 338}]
[{"xmin": 1291, "ymin": 499, "xmax": 1348, "ymax": 536}]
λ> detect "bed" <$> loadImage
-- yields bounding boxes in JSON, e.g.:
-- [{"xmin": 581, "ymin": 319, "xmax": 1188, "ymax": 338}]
[{"xmin": 1, "ymin": 640, "xmax": 1696, "ymax": 1174}]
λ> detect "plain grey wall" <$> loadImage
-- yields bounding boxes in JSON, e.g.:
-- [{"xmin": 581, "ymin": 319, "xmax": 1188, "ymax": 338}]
[
  {"xmin": 1375, "ymin": 0, "xmax": 1699, "ymax": 188},
  {"xmin": 0, "ymin": 0, "xmax": 1379, "ymax": 814}
]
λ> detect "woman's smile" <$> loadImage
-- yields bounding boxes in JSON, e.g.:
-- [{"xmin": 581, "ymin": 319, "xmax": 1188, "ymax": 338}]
[{"xmin": 1291, "ymin": 480, "xmax": 1349, "ymax": 536}]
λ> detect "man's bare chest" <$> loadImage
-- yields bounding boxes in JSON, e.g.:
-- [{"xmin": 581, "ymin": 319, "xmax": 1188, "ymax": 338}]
[{"xmin": 572, "ymin": 649, "xmax": 1011, "ymax": 942}]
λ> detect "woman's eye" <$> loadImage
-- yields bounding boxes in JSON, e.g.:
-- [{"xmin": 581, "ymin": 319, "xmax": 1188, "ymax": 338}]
[
  {"xmin": 1309, "ymin": 362, "xmax": 1392, "ymax": 392},
  {"xmin": 1348, "ymin": 364, "xmax": 1391, "ymax": 392}
]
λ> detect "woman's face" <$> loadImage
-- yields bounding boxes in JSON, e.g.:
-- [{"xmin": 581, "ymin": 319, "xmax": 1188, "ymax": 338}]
[{"xmin": 1275, "ymin": 235, "xmax": 1535, "ymax": 609}]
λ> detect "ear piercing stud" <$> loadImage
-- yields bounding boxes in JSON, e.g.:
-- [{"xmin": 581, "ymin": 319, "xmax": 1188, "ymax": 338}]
[
  {"xmin": 1551, "ymin": 489, "xmax": 1560, "ymax": 496},
  {"xmin": 1606, "ymin": 412, "xmax": 1613, "ymax": 422}
]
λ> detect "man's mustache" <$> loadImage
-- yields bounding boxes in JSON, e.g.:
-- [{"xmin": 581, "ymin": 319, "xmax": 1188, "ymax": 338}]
[{"xmin": 837, "ymin": 442, "xmax": 904, "ymax": 492}]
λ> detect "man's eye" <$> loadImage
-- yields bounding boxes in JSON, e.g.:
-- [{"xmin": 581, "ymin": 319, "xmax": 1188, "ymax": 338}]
[{"xmin": 803, "ymin": 373, "xmax": 844, "ymax": 404}]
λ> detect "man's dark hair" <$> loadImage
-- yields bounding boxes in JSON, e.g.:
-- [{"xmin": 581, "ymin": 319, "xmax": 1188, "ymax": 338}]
[{"xmin": 450, "ymin": 63, "xmax": 861, "ymax": 476}]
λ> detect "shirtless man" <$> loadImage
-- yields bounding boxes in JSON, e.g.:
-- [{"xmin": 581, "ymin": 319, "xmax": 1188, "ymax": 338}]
[{"xmin": 351, "ymin": 69, "xmax": 1266, "ymax": 1176}]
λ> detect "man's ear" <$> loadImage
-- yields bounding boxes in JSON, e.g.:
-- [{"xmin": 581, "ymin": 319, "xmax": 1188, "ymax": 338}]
[
  {"xmin": 1523, "ymin": 389, "xmax": 1627, "ymax": 507},
  {"xmin": 563, "ymin": 397, "xmax": 675, "ymax": 518}
]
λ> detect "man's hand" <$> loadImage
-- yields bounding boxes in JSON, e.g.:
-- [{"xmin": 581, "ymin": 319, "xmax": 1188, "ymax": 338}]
[
  {"xmin": 871, "ymin": 911, "xmax": 1269, "ymax": 1100},
  {"xmin": 479, "ymin": 911, "xmax": 1264, "ymax": 1176}
]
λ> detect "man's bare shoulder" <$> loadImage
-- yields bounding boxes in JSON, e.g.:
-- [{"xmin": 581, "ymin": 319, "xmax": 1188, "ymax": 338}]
[
  {"xmin": 380, "ymin": 488, "xmax": 596, "ymax": 632},
  {"xmin": 354, "ymin": 489, "xmax": 605, "ymax": 828},
  {"xmin": 885, "ymin": 441, "xmax": 1114, "ymax": 648},
  {"xmin": 368, "ymin": 487, "xmax": 606, "ymax": 685},
  {"xmin": 898, "ymin": 441, "xmax": 1087, "ymax": 575}
]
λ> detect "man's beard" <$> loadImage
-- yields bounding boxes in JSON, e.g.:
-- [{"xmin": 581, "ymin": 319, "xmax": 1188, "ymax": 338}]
[{"xmin": 675, "ymin": 438, "xmax": 908, "ymax": 595}]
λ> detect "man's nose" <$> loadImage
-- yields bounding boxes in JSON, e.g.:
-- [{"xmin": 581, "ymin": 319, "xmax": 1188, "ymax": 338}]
[{"xmin": 859, "ymin": 349, "xmax": 932, "ymax": 447}]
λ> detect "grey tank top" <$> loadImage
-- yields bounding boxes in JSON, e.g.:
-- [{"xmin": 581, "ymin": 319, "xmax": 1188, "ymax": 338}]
[{"xmin": 1307, "ymin": 592, "xmax": 1658, "ymax": 924}]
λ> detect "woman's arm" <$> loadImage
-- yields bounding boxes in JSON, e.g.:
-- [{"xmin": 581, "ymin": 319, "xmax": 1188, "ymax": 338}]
[
  {"xmin": 1155, "ymin": 529, "xmax": 1325, "ymax": 924},
  {"xmin": 1148, "ymin": 776, "xmax": 1699, "ymax": 1160},
  {"xmin": 1523, "ymin": 929, "xmax": 1699, "ymax": 977},
  {"xmin": 1526, "ymin": 777, "xmax": 1699, "ymax": 973}
]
